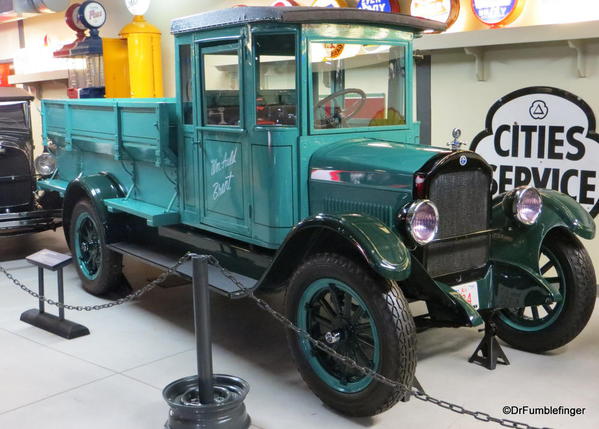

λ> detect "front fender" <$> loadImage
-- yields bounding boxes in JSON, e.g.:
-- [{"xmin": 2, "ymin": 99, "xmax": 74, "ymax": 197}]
[
  {"xmin": 63, "ymin": 173, "xmax": 125, "ymax": 244},
  {"xmin": 258, "ymin": 213, "xmax": 411, "ymax": 290},
  {"xmin": 491, "ymin": 189, "xmax": 595, "ymax": 272}
]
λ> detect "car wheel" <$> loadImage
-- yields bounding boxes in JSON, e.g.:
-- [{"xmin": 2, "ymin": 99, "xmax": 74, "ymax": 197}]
[
  {"xmin": 495, "ymin": 229, "xmax": 596, "ymax": 353},
  {"xmin": 70, "ymin": 199, "xmax": 123, "ymax": 296},
  {"xmin": 285, "ymin": 253, "xmax": 416, "ymax": 417}
]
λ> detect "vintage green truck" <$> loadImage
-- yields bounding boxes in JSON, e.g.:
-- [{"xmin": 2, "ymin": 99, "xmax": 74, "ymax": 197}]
[{"xmin": 36, "ymin": 7, "xmax": 596, "ymax": 417}]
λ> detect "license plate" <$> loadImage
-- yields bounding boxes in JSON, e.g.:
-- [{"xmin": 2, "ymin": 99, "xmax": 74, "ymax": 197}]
[{"xmin": 452, "ymin": 281, "xmax": 479, "ymax": 309}]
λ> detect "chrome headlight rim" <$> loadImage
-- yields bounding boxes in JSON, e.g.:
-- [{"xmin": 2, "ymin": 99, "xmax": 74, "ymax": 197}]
[
  {"xmin": 405, "ymin": 199, "xmax": 439, "ymax": 245},
  {"xmin": 512, "ymin": 186, "xmax": 543, "ymax": 226},
  {"xmin": 34, "ymin": 152, "xmax": 57, "ymax": 177}
]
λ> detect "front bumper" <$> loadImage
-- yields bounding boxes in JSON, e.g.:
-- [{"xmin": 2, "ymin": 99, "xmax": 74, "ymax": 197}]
[{"xmin": 0, "ymin": 209, "xmax": 62, "ymax": 236}]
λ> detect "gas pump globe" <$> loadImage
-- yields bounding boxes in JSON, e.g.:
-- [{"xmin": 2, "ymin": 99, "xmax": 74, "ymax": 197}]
[{"xmin": 67, "ymin": 1, "xmax": 107, "ymax": 98}]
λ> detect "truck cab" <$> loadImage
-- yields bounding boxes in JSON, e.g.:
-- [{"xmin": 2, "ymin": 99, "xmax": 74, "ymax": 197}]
[{"xmin": 172, "ymin": 7, "xmax": 429, "ymax": 247}]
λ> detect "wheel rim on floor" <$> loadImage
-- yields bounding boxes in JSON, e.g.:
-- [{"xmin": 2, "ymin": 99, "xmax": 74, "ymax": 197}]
[
  {"xmin": 297, "ymin": 278, "xmax": 381, "ymax": 393},
  {"xmin": 498, "ymin": 246, "xmax": 566, "ymax": 331},
  {"xmin": 74, "ymin": 212, "xmax": 102, "ymax": 280}
]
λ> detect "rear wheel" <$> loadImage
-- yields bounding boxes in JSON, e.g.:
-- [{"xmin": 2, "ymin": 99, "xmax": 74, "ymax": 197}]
[
  {"xmin": 495, "ymin": 230, "xmax": 596, "ymax": 353},
  {"xmin": 70, "ymin": 199, "xmax": 123, "ymax": 296},
  {"xmin": 285, "ymin": 253, "xmax": 416, "ymax": 417}
]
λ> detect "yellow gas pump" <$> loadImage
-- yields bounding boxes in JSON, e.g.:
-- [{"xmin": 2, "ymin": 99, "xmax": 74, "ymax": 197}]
[
  {"xmin": 119, "ymin": 14, "xmax": 164, "ymax": 98},
  {"xmin": 103, "ymin": 0, "xmax": 163, "ymax": 98}
]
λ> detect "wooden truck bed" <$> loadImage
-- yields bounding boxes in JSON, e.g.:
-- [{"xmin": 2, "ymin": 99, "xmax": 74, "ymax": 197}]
[{"xmin": 39, "ymin": 98, "xmax": 181, "ymax": 226}]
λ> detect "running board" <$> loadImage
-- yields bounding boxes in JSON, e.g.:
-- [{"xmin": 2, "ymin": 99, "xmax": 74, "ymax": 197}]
[{"xmin": 107, "ymin": 241, "xmax": 257, "ymax": 299}]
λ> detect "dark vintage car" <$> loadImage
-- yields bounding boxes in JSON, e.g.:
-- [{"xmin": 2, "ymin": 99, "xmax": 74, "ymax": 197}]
[{"xmin": 0, "ymin": 87, "xmax": 62, "ymax": 236}]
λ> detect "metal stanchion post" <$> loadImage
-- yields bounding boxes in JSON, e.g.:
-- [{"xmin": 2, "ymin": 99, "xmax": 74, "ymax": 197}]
[
  {"xmin": 193, "ymin": 256, "xmax": 214, "ymax": 404},
  {"xmin": 57, "ymin": 268, "xmax": 65, "ymax": 321},
  {"xmin": 163, "ymin": 254, "xmax": 251, "ymax": 429},
  {"xmin": 38, "ymin": 267, "xmax": 45, "ymax": 314}
]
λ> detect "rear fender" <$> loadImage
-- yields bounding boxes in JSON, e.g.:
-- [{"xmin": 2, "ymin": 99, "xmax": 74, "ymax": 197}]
[
  {"xmin": 62, "ymin": 173, "xmax": 125, "ymax": 245},
  {"xmin": 257, "ymin": 213, "xmax": 411, "ymax": 290}
]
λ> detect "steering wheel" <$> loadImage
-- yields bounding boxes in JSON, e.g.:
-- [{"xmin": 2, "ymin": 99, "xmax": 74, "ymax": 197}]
[{"xmin": 314, "ymin": 88, "xmax": 367, "ymax": 128}]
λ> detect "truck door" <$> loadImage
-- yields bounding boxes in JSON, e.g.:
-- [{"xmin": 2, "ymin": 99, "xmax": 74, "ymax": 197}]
[
  {"xmin": 246, "ymin": 31, "xmax": 299, "ymax": 246},
  {"xmin": 198, "ymin": 41, "xmax": 250, "ymax": 236}
]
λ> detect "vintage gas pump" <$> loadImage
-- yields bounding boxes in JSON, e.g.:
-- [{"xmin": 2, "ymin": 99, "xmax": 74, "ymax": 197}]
[
  {"xmin": 65, "ymin": 1, "xmax": 107, "ymax": 98},
  {"xmin": 119, "ymin": 0, "xmax": 163, "ymax": 97}
]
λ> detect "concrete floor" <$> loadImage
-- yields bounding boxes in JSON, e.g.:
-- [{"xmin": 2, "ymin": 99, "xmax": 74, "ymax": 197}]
[{"xmin": 0, "ymin": 229, "xmax": 597, "ymax": 429}]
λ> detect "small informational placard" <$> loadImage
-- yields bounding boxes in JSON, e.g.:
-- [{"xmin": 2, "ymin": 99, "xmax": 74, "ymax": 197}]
[
  {"xmin": 471, "ymin": 87, "xmax": 599, "ymax": 218},
  {"xmin": 26, "ymin": 249, "xmax": 72, "ymax": 271},
  {"xmin": 452, "ymin": 281, "xmax": 479, "ymax": 309}
]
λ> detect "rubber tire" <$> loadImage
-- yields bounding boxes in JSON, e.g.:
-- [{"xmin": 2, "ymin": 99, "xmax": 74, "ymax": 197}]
[
  {"xmin": 69, "ymin": 199, "xmax": 123, "ymax": 296},
  {"xmin": 285, "ymin": 253, "xmax": 416, "ymax": 417},
  {"xmin": 495, "ymin": 229, "xmax": 597, "ymax": 353}
]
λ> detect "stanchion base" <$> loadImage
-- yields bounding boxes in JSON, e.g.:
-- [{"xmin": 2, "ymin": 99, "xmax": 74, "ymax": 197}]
[
  {"xmin": 20, "ymin": 309, "xmax": 90, "ymax": 340},
  {"xmin": 163, "ymin": 374, "xmax": 251, "ymax": 429}
]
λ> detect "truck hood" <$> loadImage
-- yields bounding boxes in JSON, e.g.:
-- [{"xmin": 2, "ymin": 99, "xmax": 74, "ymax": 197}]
[{"xmin": 309, "ymin": 138, "xmax": 449, "ymax": 189}]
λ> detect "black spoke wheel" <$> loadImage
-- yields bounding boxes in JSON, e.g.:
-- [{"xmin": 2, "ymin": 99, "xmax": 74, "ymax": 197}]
[
  {"xmin": 70, "ymin": 199, "xmax": 124, "ymax": 296},
  {"xmin": 495, "ymin": 229, "xmax": 596, "ymax": 353},
  {"xmin": 285, "ymin": 253, "xmax": 416, "ymax": 417}
]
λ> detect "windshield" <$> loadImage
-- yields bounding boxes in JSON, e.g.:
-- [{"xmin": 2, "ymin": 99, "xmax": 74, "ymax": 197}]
[{"xmin": 310, "ymin": 42, "xmax": 406, "ymax": 130}]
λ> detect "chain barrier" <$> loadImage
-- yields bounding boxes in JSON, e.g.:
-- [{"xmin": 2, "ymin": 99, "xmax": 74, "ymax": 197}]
[
  {"xmin": 0, "ymin": 252, "xmax": 549, "ymax": 429},
  {"xmin": 0, "ymin": 253, "xmax": 193, "ymax": 311}
]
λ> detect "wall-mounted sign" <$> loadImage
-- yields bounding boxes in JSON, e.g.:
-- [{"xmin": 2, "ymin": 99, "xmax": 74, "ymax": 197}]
[
  {"xmin": 357, "ymin": 0, "xmax": 400, "ymax": 13},
  {"xmin": 411, "ymin": 0, "xmax": 459, "ymax": 28},
  {"xmin": 311, "ymin": 0, "xmax": 348, "ymax": 8},
  {"xmin": 471, "ymin": 87, "xmax": 599, "ymax": 217},
  {"xmin": 471, "ymin": 0, "xmax": 524, "ymax": 26},
  {"xmin": 79, "ymin": 1, "xmax": 106, "ymax": 29}
]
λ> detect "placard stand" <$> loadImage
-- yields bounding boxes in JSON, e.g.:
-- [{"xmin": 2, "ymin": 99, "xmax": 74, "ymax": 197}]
[{"xmin": 20, "ymin": 249, "xmax": 90, "ymax": 340}]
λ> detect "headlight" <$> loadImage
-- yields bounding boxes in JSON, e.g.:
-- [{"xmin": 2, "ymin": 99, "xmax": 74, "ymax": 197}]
[
  {"xmin": 34, "ymin": 153, "xmax": 57, "ymax": 176},
  {"xmin": 513, "ymin": 186, "xmax": 542, "ymax": 225},
  {"xmin": 405, "ymin": 200, "xmax": 439, "ymax": 245}
]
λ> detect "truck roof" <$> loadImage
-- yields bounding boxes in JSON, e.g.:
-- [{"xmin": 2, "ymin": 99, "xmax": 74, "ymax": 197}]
[{"xmin": 171, "ymin": 6, "xmax": 446, "ymax": 35}]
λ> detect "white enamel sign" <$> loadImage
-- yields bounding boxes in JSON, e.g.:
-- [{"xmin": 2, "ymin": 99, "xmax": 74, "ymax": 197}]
[{"xmin": 471, "ymin": 87, "xmax": 599, "ymax": 217}]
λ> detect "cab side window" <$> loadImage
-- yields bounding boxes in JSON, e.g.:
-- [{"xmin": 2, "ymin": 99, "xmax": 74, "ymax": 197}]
[
  {"xmin": 202, "ymin": 46, "xmax": 240, "ymax": 127},
  {"xmin": 255, "ymin": 33, "xmax": 297, "ymax": 126},
  {"xmin": 179, "ymin": 44, "xmax": 193, "ymax": 125}
]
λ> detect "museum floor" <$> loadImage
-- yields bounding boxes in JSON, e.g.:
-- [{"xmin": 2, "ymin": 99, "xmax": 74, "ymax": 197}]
[{"xmin": 0, "ymin": 229, "xmax": 597, "ymax": 429}]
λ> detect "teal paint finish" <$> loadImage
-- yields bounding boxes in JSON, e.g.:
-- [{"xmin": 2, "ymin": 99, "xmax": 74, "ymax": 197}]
[
  {"xmin": 498, "ymin": 246, "xmax": 566, "ymax": 331},
  {"xmin": 310, "ymin": 139, "xmax": 445, "ymax": 176},
  {"xmin": 104, "ymin": 198, "xmax": 180, "ymax": 227},
  {"xmin": 297, "ymin": 278, "xmax": 380, "ymax": 393},
  {"xmin": 256, "ymin": 213, "xmax": 411, "ymax": 290},
  {"xmin": 251, "ymin": 145, "xmax": 294, "ymax": 227},
  {"xmin": 39, "ymin": 12, "xmax": 595, "ymax": 336},
  {"xmin": 202, "ymin": 138, "xmax": 248, "ymax": 233},
  {"xmin": 491, "ymin": 189, "xmax": 596, "ymax": 275},
  {"xmin": 37, "ymin": 178, "xmax": 69, "ymax": 196},
  {"xmin": 470, "ymin": 262, "xmax": 561, "ymax": 312},
  {"xmin": 539, "ymin": 189, "xmax": 595, "ymax": 239}
]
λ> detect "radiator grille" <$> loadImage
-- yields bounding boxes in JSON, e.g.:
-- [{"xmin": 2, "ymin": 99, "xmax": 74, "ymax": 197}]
[
  {"xmin": 425, "ymin": 169, "xmax": 490, "ymax": 278},
  {"xmin": 0, "ymin": 146, "xmax": 32, "ymax": 209}
]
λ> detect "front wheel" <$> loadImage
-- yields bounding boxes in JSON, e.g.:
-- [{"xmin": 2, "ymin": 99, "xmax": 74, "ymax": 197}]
[
  {"xmin": 495, "ymin": 229, "xmax": 596, "ymax": 353},
  {"xmin": 70, "ymin": 199, "xmax": 124, "ymax": 296},
  {"xmin": 285, "ymin": 253, "xmax": 416, "ymax": 417}
]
